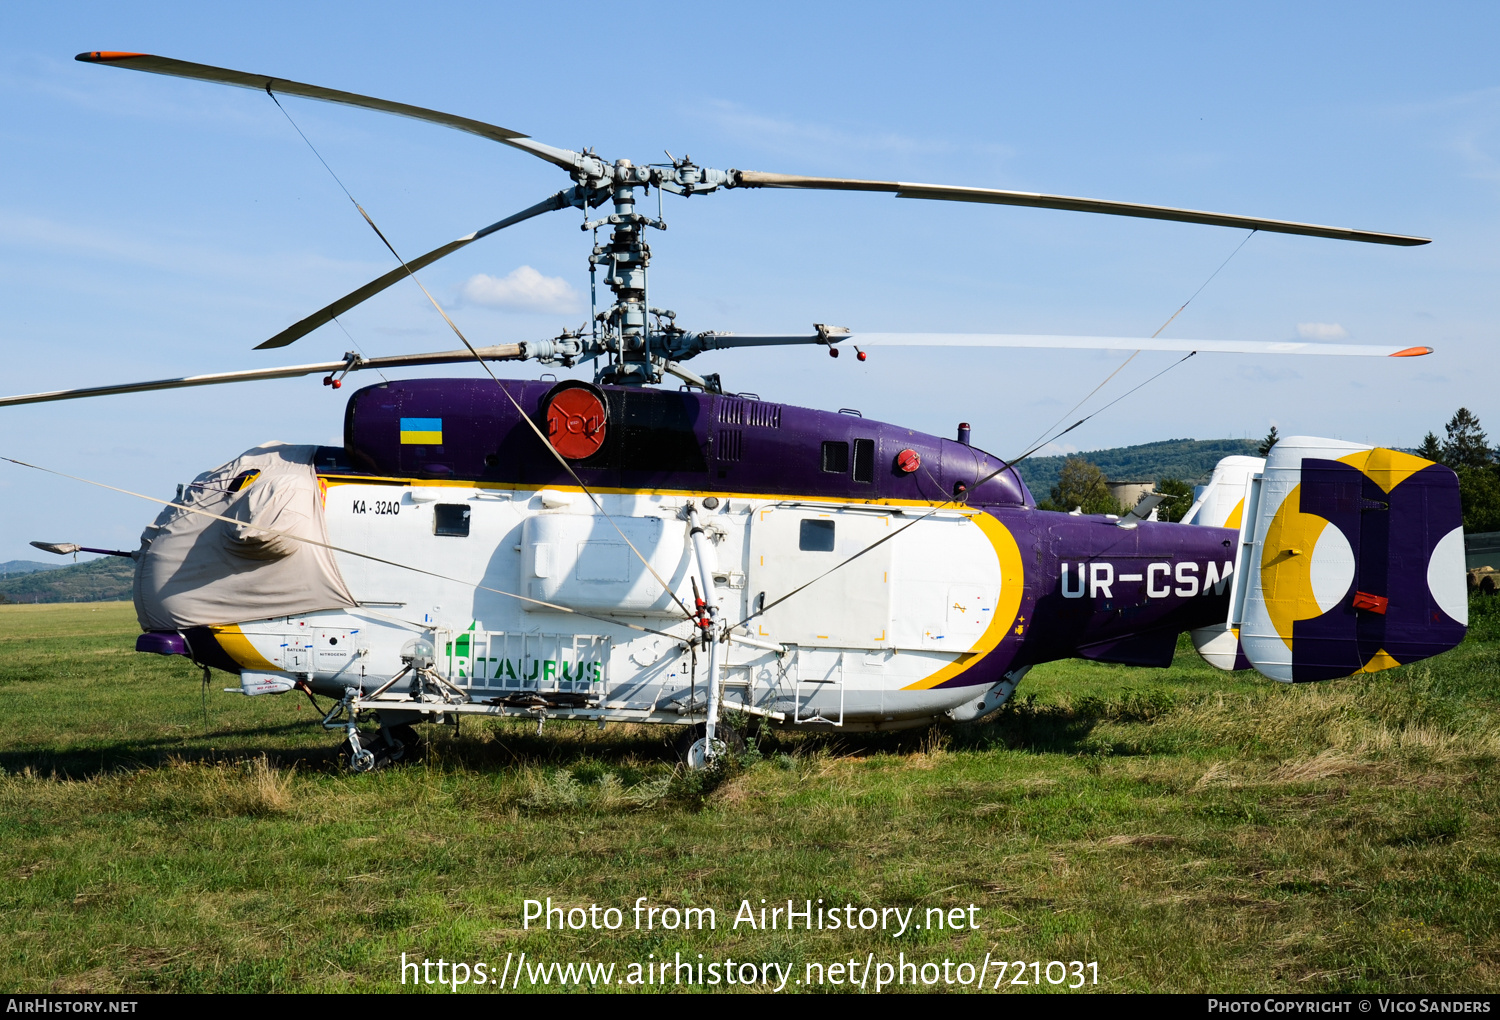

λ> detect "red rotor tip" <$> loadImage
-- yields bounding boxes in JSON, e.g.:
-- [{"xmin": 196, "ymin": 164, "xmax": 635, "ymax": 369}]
[
  {"xmin": 75, "ymin": 51, "xmax": 146, "ymax": 62},
  {"xmin": 1389, "ymin": 346, "xmax": 1433, "ymax": 358}
]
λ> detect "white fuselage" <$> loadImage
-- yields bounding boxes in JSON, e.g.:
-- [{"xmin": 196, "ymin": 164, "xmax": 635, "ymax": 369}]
[{"xmin": 217, "ymin": 479, "xmax": 1016, "ymax": 730}]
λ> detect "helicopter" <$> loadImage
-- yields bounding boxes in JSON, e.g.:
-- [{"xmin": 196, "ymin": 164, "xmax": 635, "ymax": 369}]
[{"xmin": 5, "ymin": 51, "xmax": 1467, "ymax": 771}]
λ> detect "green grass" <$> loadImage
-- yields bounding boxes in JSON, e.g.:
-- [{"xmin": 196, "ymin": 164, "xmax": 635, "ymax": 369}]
[{"xmin": 2, "ymin": 600, "xmax": 1498, "ymax": 993}]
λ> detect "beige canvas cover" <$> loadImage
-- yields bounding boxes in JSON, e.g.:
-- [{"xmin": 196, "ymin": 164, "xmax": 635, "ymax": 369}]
[{"xmin": 134, "ymin": 442, "xmax": 357, "ymax": 630}]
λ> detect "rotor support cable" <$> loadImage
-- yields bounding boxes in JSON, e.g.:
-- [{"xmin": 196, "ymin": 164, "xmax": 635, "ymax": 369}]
[
  {"xmin": 730, "ymin": 226, "xmax": 1248, "ymax": 632},
  {"xmin": 752, "ymin": 231, "xmax": 1244, "ymax": 626},
  {"xmin": 1016, "ymin": 229, "xmax": 1257, "ymax": 459},
  {"xmin": 265, "ymin": 94, "xmax": 697, "ymax": 624},
  {"xmin": 0, "ymin": 456, "xmax": 686, "ymax": 642},
  {"xmin": 330, "ymin": 316, "xmax": 386, "ymax": 384}
]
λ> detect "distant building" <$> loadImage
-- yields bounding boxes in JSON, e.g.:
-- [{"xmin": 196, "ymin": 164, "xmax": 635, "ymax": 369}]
[
  {"xmin": 1107, "ymin": 480, "xmax": 1156, "ymax": 509},
  {"xmin": 1466, "ymin": 531, "xmax": 1500, "ymax": 570}
]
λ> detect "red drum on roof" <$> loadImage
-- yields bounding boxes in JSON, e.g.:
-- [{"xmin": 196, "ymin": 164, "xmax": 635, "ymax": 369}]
[{"xmin": 545, "ymin": 385, "xmax": 608, "ymax": 459}]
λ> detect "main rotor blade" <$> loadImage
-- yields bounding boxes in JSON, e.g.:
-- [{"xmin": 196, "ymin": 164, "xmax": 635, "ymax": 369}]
[
  {"xmin": 698, "ymin": 333, "xmax": 1433, "ymax": 357},
  {"xmin": 256, "ymin": 188, "xmax": 581, "ymax": 350},
  {"xmin": 732, "ymin": 171, "xmax": 1429, "ymax": 246},
  {"xmin": 0, "ymin": 345, "xmax": 524, "ymax": 408},
  {"xmin": 75, "ymin": 51, "xmax": 581, "ymax": 171}
]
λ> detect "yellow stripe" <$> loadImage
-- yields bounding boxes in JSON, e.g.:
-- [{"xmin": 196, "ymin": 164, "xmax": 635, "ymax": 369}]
[
  {"xmin": 901, "ymin": 513, "xmax": 1026, "ymax": 691},
  {"xmin": 399, "ymin": 431, "xmax": 443, "ymax": 445},
  {"xmin": 1259, "ymin": 482, "xmax": 1332, "ymax": 651},
  {"xmin": 1225, "ymin": 497, "xmax": 1245, "ymax": 531},
  {"xmin": 1355, "ymin": 647, "xmax": 1401, "ymax": 674},
  {"xmin": 1337, "ymin": 448, "xmax": 1432, "ymax": 494},
  {"xmin": 210, "ymin": 624, "xmax": 279, "ymax": 671}
]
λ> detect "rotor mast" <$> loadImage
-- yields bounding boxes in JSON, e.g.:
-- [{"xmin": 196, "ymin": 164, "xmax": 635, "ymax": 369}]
[{"xmin": 588, "ymin": 159, "xmax": 662, "ymax": 386}]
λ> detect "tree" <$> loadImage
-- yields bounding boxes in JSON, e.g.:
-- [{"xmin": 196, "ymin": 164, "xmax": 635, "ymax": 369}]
[
  {"xmin": 1043, "ymin": 457, "xmax": 1123, "ymax": 515},
  {"xmin": 1257, "ymin": 426, "xmax": 1279, "ymax": 458},
  {"xmin": 1456, "ymin": 466, "xmax": 1500, "ymax": 534},
  {"xmin": 1427, "ymin": 408, "xmax": 1500, "ymax": 533},
  {"xmin": 1442, "ymin": 408, "xmax": 1493, "ymax": 470},
  {"xmin": 1417, "ymin": 431, "xmax": 1443, "ymax": 462},
  {"xmin": 1154, "ymin": 477, "xmax": 1195, "ymax": 523}
]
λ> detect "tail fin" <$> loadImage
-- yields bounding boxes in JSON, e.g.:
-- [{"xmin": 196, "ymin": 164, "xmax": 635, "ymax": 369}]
[
  {"xmin": 1190, "ymin": 441, "xmax": 1467, "ymax": 679},
  {"xmin": 1187, "ymin": 455, "xmax": 1265, "ymax": 669},
  {"xmin": 1235, "ymin": 437, "xmax": 1466, "ymax": 682}
]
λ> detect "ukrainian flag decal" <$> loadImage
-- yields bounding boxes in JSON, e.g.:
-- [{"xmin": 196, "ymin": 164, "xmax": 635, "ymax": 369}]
[{"xmin": 399, "ymin": 417, "xmax": 442, "ymax": 444}]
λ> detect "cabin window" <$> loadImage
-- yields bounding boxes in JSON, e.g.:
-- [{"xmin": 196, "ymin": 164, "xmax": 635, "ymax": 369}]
[
  {"xmin": 434, "ymin": 504, "xmax": 471, "ymax": 537},
  {"xmin": 853, "ymin": 438, "xmax": 875, "ymax": 483},
  {"xmin": 799, "ymin": 519, "xmax": 836, "ymax": 552},
  {"xmin": 821, "ymin": 441, "xmax": 849, "ymax": 473}
]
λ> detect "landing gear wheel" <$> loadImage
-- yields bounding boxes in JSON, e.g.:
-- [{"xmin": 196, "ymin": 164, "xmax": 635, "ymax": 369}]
[
  {"xmin": 348, "ymin": 745, "xmax": 376, "ymax": 773},
  {"xmin": 685, "ymin": 737, "xmax": 727, "ymax": 770},
  {"xmin": 673, "ymin": 722, "xmax": 746, "ymax": 768},
  {"xmin": 341, "ymin": 723, "xmax": 423, "ymax": 772},
  {"xmin": 385, "ymin": 723, "xmax": 424, "ymax": 763}
]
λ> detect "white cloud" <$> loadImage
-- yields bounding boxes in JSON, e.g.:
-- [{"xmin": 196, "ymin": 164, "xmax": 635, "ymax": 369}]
[
  {"xmin": 1297, "ymin": 322, "xmax": 1348, "ymax": 340},
  {"xmin": 1035, "ymin": 441, "xmax": 1081, "ymax": 457},
  {"xmin": 458, "ymin": 267, "xmax": 578, "ymax": 314}
]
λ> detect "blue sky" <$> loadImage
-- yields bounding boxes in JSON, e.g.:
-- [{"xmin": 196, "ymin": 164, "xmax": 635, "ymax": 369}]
[{"xmin": 2, "ymin": 2, "xmax": 1498, "ymax": 562}]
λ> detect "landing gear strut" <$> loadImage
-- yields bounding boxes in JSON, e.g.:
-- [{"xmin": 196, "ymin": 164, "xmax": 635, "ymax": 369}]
[{"xmin": 323, "ymin": 676, "xmax": 438, "ymax": 773}]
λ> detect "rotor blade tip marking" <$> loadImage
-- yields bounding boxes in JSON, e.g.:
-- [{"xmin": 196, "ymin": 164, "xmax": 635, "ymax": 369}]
[
  {"xmin": 1390, "ymin": 346, "xmax": 1434, "ymax": 357},
  {"xmin": 76, "ymin": 51, "xmax": 146, "ymax": 62}
]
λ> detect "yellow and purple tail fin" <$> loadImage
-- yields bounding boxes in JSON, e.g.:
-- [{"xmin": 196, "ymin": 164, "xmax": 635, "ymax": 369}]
[{"xmin": 1190, "ymin": 438, "xmax": 1466, "ymax": 681}]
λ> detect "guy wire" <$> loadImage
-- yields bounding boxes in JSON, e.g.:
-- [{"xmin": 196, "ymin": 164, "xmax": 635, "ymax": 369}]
[
  {"xmin": 1016, "ymin": 229, "xmax": 1257, "ymax": 459},
  {"xmin": 740, "ymin": 232, "xmax": 1257, "ymax": 628}
]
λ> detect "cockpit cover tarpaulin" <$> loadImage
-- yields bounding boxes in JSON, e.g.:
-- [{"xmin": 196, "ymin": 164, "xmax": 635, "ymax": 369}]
[{"xmin": 134, "ymin": 443, "xmax": 356, "ymax": 630}]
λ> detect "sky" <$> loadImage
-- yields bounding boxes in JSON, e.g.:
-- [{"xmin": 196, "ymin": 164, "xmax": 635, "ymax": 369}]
[{"xmin": 2, "ymin": 1, "xmax": 1498, "ymax": 563}]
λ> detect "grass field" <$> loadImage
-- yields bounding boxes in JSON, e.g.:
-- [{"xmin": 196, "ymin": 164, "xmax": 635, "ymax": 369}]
[{"xmin": 2, "ymin": 600, "xmax": 1498, "ymax": 993}]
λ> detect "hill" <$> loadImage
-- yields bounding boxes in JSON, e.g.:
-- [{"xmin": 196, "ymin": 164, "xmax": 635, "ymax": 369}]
[
  {"xmin": 0, "ymin": 560, "xmax": 68, "ymax": 579},
  {"xmin": 1014, "ymin": 438, "xmax": 1262, "ymax": 498},
  {"xmin": 0, "ymin": 556, "xmax": 134, "ymax": 604}
]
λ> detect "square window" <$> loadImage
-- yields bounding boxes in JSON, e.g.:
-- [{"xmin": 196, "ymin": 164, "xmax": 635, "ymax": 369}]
[
  {"xmin": 434, "ymin": 503, "xmax": 471, "ymax": 537},
  {"xmin": 853, "ymin": 438, "xmax": 875, "ymax": 483},
  {"xmin": 799, "ymin": 518, "xmax": 835, "ymax": 551},
  {"xmin": 821, "ymin": 441, "xmax": 849, "ymax": 473}
]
